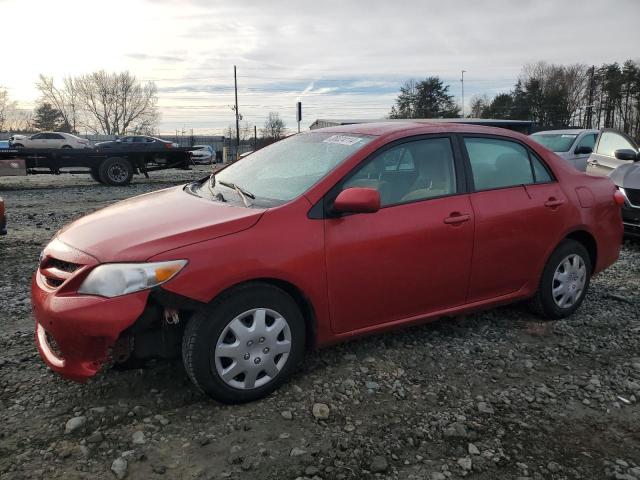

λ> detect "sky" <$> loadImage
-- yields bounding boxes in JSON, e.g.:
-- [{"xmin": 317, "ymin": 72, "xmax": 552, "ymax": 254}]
[{"xmin": 2, "ymin": 0, "xmax": 640, "ymax": 135}]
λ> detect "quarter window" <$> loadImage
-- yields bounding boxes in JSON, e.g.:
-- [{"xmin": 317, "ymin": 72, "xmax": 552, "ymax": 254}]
[
  {"xmin": 344, "ymin": 137, "xmax": 457, "ymax": 206},
  {"xmin": 595, "ymin": 131, "xmax": 636, "ymax": 157},
  {"xmin": 464, "ymin": 137, "xmax": 551, "ymax": 191}
]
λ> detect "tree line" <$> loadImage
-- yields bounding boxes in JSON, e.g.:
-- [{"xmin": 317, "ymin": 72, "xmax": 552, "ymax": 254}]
[
  {"xmin": 0, "ymin": 71, "xmax": 159, "ymax": 135},
  {"xmin": 391, "ymin": 59, "xmax": 640, "ymax": 142}
]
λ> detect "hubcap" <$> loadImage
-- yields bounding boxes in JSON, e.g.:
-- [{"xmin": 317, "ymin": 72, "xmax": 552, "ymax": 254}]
[
  {"xmin": 214, "ymin": 308, "xmax": 292, "ymax": 390},
  {"xmin": 552, "ymin": 254, "xmax": 587, "ymax": 308},
  {"xmin": 108, "ymin": 164, "xmax": 128, "ymax": 183}
]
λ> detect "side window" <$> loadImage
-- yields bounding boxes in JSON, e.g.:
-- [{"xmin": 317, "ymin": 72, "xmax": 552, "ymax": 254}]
[
  {"xmin": 464, "ymin": 137, "xmax": 534, "ymax": 191},
  {"xmin": 343, "ymin": 137, "xmax": 456, "ymax": 207},
  {"xmin": 50, "ymin": 134, "xmax": 64, "ymax": 140},
  {"xmin": 31, "ymin": 133, "xmax": 43, "ymax": 139},
  {"xmin": 576, "ymin": 133, "xmax": 597, "ymax": 151},
  {"xmin": 596, "ymin": 132, "xmax": 636, "ymax": 157}
]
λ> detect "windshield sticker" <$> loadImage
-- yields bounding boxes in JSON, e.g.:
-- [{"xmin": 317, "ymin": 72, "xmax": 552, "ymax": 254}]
[{"xmin": 323, "ymin": 135, "xmax": 363, "ymax": 146}]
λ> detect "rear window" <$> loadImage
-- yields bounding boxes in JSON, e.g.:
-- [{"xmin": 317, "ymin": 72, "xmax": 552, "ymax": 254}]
[{"xmin": 530, "ymin": 133, "xmax": 577, "ymax": 152}]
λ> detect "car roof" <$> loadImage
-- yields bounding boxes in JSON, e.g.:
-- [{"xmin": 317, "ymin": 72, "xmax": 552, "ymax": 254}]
[
  {"xmin": 313, "ymin": 120, "xmax": 527, "ymax": 139},
  {"xmin": 532, "ymin": 129, "xmax": 600, "ymax": 135}
]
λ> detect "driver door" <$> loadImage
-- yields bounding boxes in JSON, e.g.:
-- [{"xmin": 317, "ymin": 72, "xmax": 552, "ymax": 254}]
[{"xmin": 324, "ymin": 136, "xmax": 474, "ymax": 334}]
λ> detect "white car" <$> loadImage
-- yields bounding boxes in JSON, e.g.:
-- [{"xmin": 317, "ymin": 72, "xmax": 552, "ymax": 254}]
[
  {"xmin": 9, "ymin": 132, "xmax": 91, "ymax": 149},
  {"xmin": 529, "ymin": 129, "xmax": 600, "ymax": 172},
  {"xmin": 189, "ymin": 145, "xmax": 215, "ymax": 164}
]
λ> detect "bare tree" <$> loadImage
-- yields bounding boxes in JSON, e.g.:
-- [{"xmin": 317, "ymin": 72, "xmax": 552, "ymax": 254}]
[
  {"xmin": 468, "ymin": 94, "xmax": 491, "ymax": 118},
  {"xmin": 0, "ymin": 89, "xmax": 33, "ymax": 132},
  {"xmin": 36, "ymin": 75, "xmax": 80, "ymax": 133},
  {"xmin": 36, "ymin": 71, "xmax": 159, "ymax": 135},
  {"xmin": 260, "ymin": 112, "xmax": 286, "ymax": 140}
]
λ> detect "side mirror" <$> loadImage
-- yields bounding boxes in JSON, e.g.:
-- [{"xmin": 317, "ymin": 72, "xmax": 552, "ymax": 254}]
[
  {"xmin": 614, "ymin": 149, "xmax": 638, "ymax": 161},
  {"xmin": 333, "ymin": 187, "xmax": 380, "ymax": 214},
  {"xmin": 574, "ymin": 145, "xmax": 592, "ymax": 155}
]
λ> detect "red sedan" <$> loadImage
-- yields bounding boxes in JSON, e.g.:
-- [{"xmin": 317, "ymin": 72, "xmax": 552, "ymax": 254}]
[{"xmin": 32, "ymin": 122, "xmax": 623, "ymax": 403}]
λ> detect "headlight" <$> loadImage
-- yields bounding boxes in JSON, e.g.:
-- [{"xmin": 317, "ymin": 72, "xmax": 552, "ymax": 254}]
[{"xmin": 78, "ymin": 260, "xmax": 187, "ymax": 298}]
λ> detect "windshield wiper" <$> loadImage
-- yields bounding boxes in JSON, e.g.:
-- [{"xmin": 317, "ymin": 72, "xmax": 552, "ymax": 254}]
[{"xmin": 218, "ymin": 180, "xmax": 255, "ymax": 207}]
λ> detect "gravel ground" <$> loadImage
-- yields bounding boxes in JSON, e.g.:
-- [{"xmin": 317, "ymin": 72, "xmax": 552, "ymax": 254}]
[{"xmin": 1, "ymin": 168, "xmax": 639, "ymax": 480}]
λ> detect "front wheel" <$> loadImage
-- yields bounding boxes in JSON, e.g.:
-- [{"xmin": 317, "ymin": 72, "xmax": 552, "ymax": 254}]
[
  {"xmin": 182, "ymin": 283, "xmax": 306, "ymax": 403},
  {"xmin": 529, "ymin": 239, "xmax": 591, "ymax": 319}
]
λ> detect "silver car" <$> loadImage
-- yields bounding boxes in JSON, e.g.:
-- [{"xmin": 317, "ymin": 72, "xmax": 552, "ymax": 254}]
[
  {"xmin": 530, "ymin": 128, "xmax": 639, "ymax": 173},
  {"xmin": 529, "ymin": 129, "xmax": 599, "ymax": 172}
]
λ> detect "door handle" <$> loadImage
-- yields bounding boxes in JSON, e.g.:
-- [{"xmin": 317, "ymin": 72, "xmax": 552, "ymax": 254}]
[
  {"xmin": 544, "ymin": 198, "xmax": 564, "ymax": 208},
  {"xmin": 443, "ymin": 213, "xmax": 471, "ymax": 224}
]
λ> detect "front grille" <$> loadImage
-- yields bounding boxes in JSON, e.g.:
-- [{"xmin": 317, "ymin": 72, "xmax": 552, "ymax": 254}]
[
  {"xmin": 40, "ymin": 256, "xmax": 82, "ymax": 289},
  {"xmin": 42, "ymin": 258, "xmax": 80, "ymax": 273},
  {"xmin": 625, "ymin": 188, "xmax": 640, "ymax": 207}
]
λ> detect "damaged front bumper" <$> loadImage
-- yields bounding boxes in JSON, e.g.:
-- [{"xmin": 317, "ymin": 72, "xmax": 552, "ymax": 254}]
[{"xmin": 33, "ymin": 272, "xmax": 150, "ymax": 381}]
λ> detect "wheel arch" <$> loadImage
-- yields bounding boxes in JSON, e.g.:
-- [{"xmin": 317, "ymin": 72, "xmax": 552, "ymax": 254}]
[
  {"xmin": 564, "ymin": 229, "xmax": 597, "ymax": 273},
  {"xmin": 207, "ymin": 278, "xmax": 318, "ymax": 352}
]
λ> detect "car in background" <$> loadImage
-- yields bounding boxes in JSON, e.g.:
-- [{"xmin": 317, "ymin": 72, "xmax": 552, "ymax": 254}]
[
  {"xmin": 530, "ymin": 129, "xmax": 599, "ymax": 171},
  {"xmin": 95, "ymin": 136, "xmax": 177, "ymax": 150},
  {"xmin": 530, "ymin": 128, "xmax": 640, "ymax": 173},
  {"xmin": 32, "ymin": 122, "xmax": 623, "ymax": 403},
  {"xmin": 9, "ymin": 132, "xmax": 91, "ymax": 149},
  {"xmin": 608, "ymin": 151, "xmax": 640, "ymax": 237},
  {"xmin": 0, "ymin": 140, "xmax": 9, "ymax": 149},
  {"xmin": 189, "ymin": 145, "xmax": 215, "ymax": 164},
  {"xmin": 0, "ymin": 196, "xmax": 6, "ymax": 235}
]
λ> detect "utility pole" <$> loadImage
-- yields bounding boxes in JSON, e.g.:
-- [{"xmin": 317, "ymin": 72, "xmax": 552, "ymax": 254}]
[
  {"xmin": 296, "ymin": 101, "xmax": 302, "ymax": 133},
  {"xmin": 234, "ymin": 65, "xmax": 240, "ymax": 158},
  {"xmin": 586, "ymin": 65, "xmax": 595, "ymax": 129},
  {"xmin": 461, "ymin": 70, "xmax": 466, "ymax": 118},
  {"xmin": 254, "ymin": 125, "xmax": 257, "ymax": 151}
]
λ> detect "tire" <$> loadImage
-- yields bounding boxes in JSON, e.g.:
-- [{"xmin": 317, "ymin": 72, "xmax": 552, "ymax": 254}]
[
  {"xmin": 182, "ymin": 282, "xmax": 306, "ymax": 404},
  {"xmin": 98, "ymin": 157, "xmax": 133, "ymax": 186},
  {"xmin": 529, "ymin": 239, "xmax": 591, "ymax": 320},
  {"xmin": 89, "ymin": 167, "xmax": 103, "ymax": 184},
  {"xmin": 61, "ymin": 145, "xmax": 72, "ymax": 149}
]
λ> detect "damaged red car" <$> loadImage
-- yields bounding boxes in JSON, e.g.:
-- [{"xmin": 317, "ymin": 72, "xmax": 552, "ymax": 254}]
[{"xmin": 33, "ymin": 122, "xmax": 623, "ymax": 403}]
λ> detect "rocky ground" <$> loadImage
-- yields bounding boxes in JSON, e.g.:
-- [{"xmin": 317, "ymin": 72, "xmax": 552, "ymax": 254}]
[{"xmin": 1, "ymin": 167, "xmax": 639, "ymax": 480}]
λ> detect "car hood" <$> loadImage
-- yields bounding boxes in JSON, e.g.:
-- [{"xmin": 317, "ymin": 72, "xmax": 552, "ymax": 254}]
[
  {"xmin": 56, "ymin": 185, "xmax": 265, "ymax": 262},
  {"xmin": 11, "ymin": 134, "xmax": 27, "ymax": 140},
  {"xmin": 608, "ymin": 162, "xmax": 640, "ymax": 189}
]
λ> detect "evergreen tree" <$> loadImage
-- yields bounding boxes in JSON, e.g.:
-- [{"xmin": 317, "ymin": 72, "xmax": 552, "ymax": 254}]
[{"xmin": 32, "ymin": 102, "xmax": 63, "ymax": 131}]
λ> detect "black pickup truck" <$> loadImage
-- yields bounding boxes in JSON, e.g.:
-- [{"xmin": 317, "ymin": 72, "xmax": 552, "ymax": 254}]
[{"xmin": 0, "ymin": 145, "xmax": 193, "ymax": 186}]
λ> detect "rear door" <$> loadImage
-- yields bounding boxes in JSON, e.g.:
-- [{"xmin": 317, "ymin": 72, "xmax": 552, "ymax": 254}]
[
  {"xmin": 324, "ymin": 136, "xmax": 475, "ymax": 333},
  {"xmin": 461, "ymin": 135, "xmax": 568, "ymax": 302}
]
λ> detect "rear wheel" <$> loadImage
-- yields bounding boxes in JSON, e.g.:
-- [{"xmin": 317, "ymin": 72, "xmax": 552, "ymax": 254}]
[
  {"xmin": 530, "ymin": 239, "xmax": 591, "ymax": 319},
  {"xmin": 182, "ymin": 283, "xmax": 306, "ymax": 403},
  {"xmin": 99, "ymin": 157, "xmax": 133, "ymax": 186}
]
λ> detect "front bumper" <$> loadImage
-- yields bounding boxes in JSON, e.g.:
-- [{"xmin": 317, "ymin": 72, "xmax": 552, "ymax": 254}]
[
  {"xmin": 32, "ymin": 272, "xmax": 149, "ymax": 382},
  {"xmin": 622, "ymin": 205, "xmax": 640, "ymax": 237}
]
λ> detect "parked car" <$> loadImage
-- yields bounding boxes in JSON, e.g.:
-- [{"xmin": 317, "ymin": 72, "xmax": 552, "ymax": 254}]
[
  {"xmin": 9, "ymin": 132, "xmax": 91, "ymax": 149},
  {"xmin": 95, "ymin": 136, "xmax": 177, "ymax": 150},
  {"xmin": 0, "ymin": 140, "xmax": 9, "ymax": 149},
  {"xmin": 0, "ymin": 196, "xmax": 6, "ymax": 235},
  {"xmin": 530, "ymin": 129, "xmax": 599, "ymax": 171},
  {"xmin": 189, "ymin": 145, "xmax": 215, "ymax": 164},
  {"xmin": 530, "ymin": 128, "xmax": 639, "ymax": 173},
  {"xmin": 608, "ymin": 151, "xmax": 640, "ymax": 237},
  {"xmin": 33, "ymin": 122, "xmax": 623, "ymax": 403}
]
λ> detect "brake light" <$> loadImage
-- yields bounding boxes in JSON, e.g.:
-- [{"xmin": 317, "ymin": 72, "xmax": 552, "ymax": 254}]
[{"xmin": 614, "ymin": 190, "xmax": 625, "ymax": 206}]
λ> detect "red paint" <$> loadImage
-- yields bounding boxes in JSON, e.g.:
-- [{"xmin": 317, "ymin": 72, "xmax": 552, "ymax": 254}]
[{"xmin": 32, "ymin": 122, "xmax": 623, "ymax": 381}]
